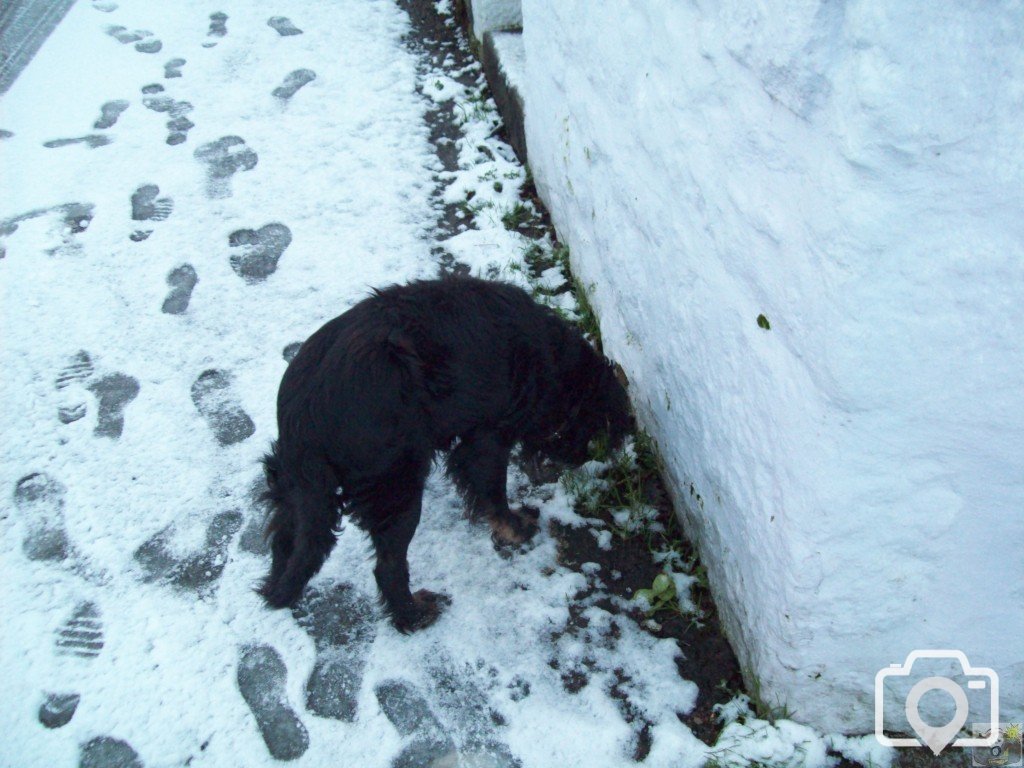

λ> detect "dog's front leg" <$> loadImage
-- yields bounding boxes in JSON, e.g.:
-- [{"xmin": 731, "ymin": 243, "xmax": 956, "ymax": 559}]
[
  {"xmin": 447, "ymin": 431, "xmax": 539, "ymax": 547},
  {"xmin": 369, "ymin": 493, "xmax": 450, "ymax": 633}
]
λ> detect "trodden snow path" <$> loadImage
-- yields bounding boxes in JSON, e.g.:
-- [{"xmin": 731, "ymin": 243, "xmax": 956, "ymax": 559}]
[{"xmin": 0, "ymin": 2, "xmax": 886, "ymax": 767}]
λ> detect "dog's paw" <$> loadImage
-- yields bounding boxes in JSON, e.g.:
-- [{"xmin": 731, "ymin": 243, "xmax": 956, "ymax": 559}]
[
  {"xmin": 393, "ymin": 590, "xmax": 450, "ymax": 634},
  {"xmin": 516, "ymin": 504, "xmax": 541, "ymax": 524},
  {"xmin": 258, "ymin": 579, "xmax": 303, "ymax": 610},
  {"xmin": 489, "ymin": 508, "xmax": 540, "ymax": 554}
]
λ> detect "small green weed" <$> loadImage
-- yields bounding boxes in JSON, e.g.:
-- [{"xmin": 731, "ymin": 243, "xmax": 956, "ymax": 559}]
[
  {"xmin": 745, "ymin": 674, "xmax": 792, "ymax": 725},
  {"xmin": 560, "ymin": 432, "xmax": 661, "ymax": 534},
  {"xmin": 572, "ymin": 278, "xmax": 601, "ymax": 344},
  {"xmin": 522, "ymin": 243, "xmax": 548, "ymax": 275},
  {"xmin": 552, "ymin": 242, "xmax": 571, "ymax": 274},
  {"xmin": 501, "ymin": 202, "xmax": 531, "ymax": 230},
  {"xmin": 634, "ymin": 572, "xmax": 677, "ymax": 615},
  {"xmin": 454, "ymin": 87, "xmax": 494, "ymax": 123},
  {"xmin": 457, "ymin": 197, "xmax": 488, "ymax": 218}
]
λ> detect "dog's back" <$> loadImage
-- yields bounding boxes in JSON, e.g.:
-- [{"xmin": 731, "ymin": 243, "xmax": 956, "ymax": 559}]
[{"xmin": 276, "ymin": 277, "xmax": 576, "ymax": 470}]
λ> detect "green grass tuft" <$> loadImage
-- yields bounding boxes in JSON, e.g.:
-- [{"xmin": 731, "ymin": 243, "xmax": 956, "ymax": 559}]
[
  {"xmin": 572, "ymin": 278, "xmax": 601, "ymax": 345},
  {"xmin": 501, "ymin": 202, "xmax": 531, "ymax": 230}
]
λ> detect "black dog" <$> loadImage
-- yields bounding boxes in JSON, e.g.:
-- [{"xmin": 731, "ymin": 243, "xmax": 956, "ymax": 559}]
[{"xmin": 260, "ymin": 276, "xmax": 633, "ymax": 632}]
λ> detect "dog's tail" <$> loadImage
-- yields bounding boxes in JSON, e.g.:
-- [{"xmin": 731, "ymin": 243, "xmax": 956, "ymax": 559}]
[
  {"xmin": 257, "ymin": 440, "xmax": 339, "ymax": 609},
  {"xmin": 257, "ymin": 440, "xmax": 296, "ymax": 606},
  {"xmin": 259, "ymin": 440, "xmax": 288, "ymax": 528},
  {"xmin": 261, "ymin": 440, "xmax": 281, "ymax": 498}
]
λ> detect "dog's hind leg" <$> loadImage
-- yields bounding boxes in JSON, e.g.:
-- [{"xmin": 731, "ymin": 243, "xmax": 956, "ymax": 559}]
[
  {"xmin": 260, "ymin": 484, "xmax": 339, "ymax": 609},
  {"xmin": 447, "ymin": 431, "xmax": 538, "ymax": 547},
  {"xmin": 363, "ymin": 466, "xmax": 450, "ymax": 633}
]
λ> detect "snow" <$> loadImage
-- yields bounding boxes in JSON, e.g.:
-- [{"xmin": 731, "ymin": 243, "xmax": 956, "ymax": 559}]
[
  {"xmin": 521, "ymin": 0, "xmax": 1024, "ymax": 736},
  {"xmin": 464, "ymin": 0, "xmax": 522, "ymax": 42},
  {"xmin": 489, "ymin": 30, "xmax": 526, "ymax": 92},
  {"xmin": 0, "ymin": 0, "xmax": 897, "ymax": 766}
]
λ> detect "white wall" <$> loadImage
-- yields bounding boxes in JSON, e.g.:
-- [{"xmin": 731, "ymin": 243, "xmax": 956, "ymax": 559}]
[{"xmin": 522, "ymin": 0, "xmax": 1024, "ymax": 734}]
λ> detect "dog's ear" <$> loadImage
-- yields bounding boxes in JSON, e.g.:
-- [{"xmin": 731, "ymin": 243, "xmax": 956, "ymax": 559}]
[{"xmin": 611, "ymin": 362, "xmax": 629, "ymax": 390}]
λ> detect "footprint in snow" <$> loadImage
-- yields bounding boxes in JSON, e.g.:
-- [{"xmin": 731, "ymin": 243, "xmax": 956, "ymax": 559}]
[
  {"xmin": 12, "ymin": 472, "xmax": 107, "ymax": 582},
  {"xmin": 54, "ymin": 349, "xmax": 94, "ymax": 424},
  {"xmin": 204, "ymin": 12, "xmax": 227, "ymax": 47},
  {"xmin": 38, "ymin": 692, "xmax": 81, "ymax": 729},
  {"xmin": 141, "ymin": 83, "xmax": 194, "ymax": 145},
  {"xmin": 105, "ymin": 25, "xmax": 161, "ymax": 53},
  {"xmin": 238, "ymin": 476, "xmax": 271, "ymax": 555},
  {"xmin": 89, "ymin": 372, "xmax": 140, "ymax": 439},
  {"xmin": 191, "ymin": 369, "xmax": 255, "ymax": 446},
  {"xmin": 376, "ymin": 679, "xmax": 457, "ymax": 768},
  {"xmin": 3, "ymin": 203, "xmax": 92, "ymax": 238},
  {"xmin": 93, "ymin": 100, "xmax": 129, "ymax": 130},
  {"xmin": 13, "ymin": 473, "xmax": 73, "ymax": 563},
  {"xmin": 37, "ymin": 601, "xmax": 104, "ymax": 733},
  {"xmin": 268, "ymin": 16, "xmax": 303, "ymax": 36},
  {"xmin": 0, "ymin": 202, "xmax": 94, "ymax": 259},
  {"xmin": 1, "ymin": 129, "xmax": 13, "ymax": 139},
  {"xmin": 424, "ymin": 654, "xmax": 521, "ymax": 767},
  {"xmin": 79, "ymin": 736, "xmax": 143, "ymax": 768},
  {"xmin": 55, "ymin": 600, "xmax": 104, "ymax": 659},
  {"xmin": 162, "ymin": 264, "xmax": 198, "ymax": 314},
  {"xmin": 46, "ymin": 98, "xmax": 130, "ymax": 146},
  {"xmin": 164, "ymin": 58, "xmax": 185, "ymax": 79},
  {"xmin": 43, "ymin": 135, "xmax": 112, "ymax": 149},
  {"xmin": 134, "ymin": 509, "xmax": 243, "ymax": 595},
  {"xmin": 91, "ymin": 1, "xmax": 117, "ymax": 12},
  {"xmin": 291, "ymin": 583, "xmax": 377, "ymax": 721},
  {"xmin": 228, "ymin": 223, "xmax": 291, "ymax": 283},
  {"xmin": 273, "ymin": 69, "xmax": 316, "ymax": 100},
  {"xmin": 193, "ymin": 136, "xmax": 257, "ymax": 198},
  {"xmin": 129, "ymin": 183, "xmax": 173, "ymax": 241},
  {"xmin": 237, "ymin": 644, "xmax": 309, "ymax": 761},
  {"xmin": 105, "ymin": 26, "xmax": 146, "ymax": 43},
  {"xmin": 238, "ymin": 520, "xmax": 268, "ymax": 555},
  {"xmin": 53, "ymin": 350, "xmax": 140, "ymax": 438}
]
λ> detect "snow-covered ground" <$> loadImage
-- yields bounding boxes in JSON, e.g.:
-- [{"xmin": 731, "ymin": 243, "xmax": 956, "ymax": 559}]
[{"xmin": 1, "ymin": 2, "xmax": 888, "ymax": 766}]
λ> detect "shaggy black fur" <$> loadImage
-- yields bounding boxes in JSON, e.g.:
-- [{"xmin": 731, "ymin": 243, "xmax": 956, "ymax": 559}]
[{"xmin": 260, "ymin": 276, "xmax": 633, "ymax": 632}]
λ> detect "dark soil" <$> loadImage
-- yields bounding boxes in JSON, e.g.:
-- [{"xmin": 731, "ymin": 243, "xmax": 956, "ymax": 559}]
[
  {"xmin": 546, "ymin": 465, "xmax": 744, "ymax": 750},
  {"xmin": 394, "ymin": 0, "xmax": 478, "ymax": 274}
]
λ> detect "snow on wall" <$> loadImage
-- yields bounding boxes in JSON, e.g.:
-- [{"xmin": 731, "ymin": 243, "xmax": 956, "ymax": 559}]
[
  {"xmin": 489, "ymin": 29, "xmax": 525, "ymax": 88},
  {"xmin": 521, "ymin": 0, "xmax": 1024, "ymax": 734},
  {"xmin": 465, "ymin": 0, "xmax": 522, "ymax": 40}
]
